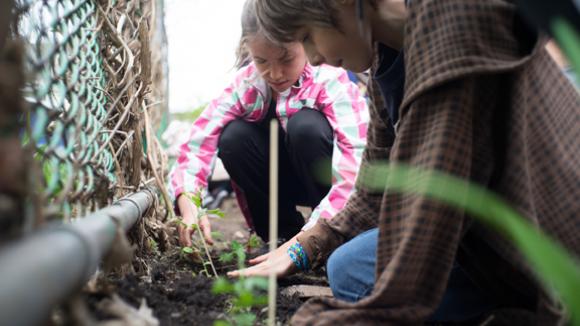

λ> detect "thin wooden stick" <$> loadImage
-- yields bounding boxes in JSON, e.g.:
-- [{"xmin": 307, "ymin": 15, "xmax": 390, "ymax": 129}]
[
  {"xmin": 143, "ymin": 104, "xmax": 172, "ymax": 221},
  {"xmin": 268, "ymin": 119, "xmax": 278, "ymax": 326}
]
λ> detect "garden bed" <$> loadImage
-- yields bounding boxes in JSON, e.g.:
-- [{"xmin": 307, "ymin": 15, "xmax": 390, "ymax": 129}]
[{"xmin": 82, "ymin": 198, "xmax": 327, "ymax": 325}]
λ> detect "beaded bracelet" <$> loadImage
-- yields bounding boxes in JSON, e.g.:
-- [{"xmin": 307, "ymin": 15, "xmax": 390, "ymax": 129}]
[{"xmin": 287, "ymin": 242, "xmax": 310, "ymax": 271}]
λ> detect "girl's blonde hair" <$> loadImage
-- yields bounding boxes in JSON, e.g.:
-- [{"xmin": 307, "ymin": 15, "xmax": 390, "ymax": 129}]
[
  {"xmin": 255, "ymin": 0, "xmax": 338, "ymax": 43},
  {"xmin": 236, "ymin": 0, "xmax": 297, "ymax": 69},
  {"xmin": 235, "ymin": 0, "xmax": 260, "ymax": 68}
]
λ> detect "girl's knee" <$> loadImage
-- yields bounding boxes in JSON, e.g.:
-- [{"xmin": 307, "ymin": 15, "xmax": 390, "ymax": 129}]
[
  {"xmin": 287, "ymin": 109, "xmax": 332, "ymax": 146},
  {"xmin": 218, "ymin": 120, "xmax": 250, "ymax": 152}
]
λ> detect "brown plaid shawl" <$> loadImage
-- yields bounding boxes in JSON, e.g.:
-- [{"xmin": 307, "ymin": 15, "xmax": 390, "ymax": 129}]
[{"xmin": 295, "ymin": 0, "xmax": 580, "ymax": 324}]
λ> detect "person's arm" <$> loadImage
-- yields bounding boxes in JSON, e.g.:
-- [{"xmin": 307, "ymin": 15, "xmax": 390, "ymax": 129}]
[
  {"xmin": 228, "ymin": 79, "xmax": 394, "ymax": 277},
  {"xmin": 168, "ymin": 65, "xmax": 262, "ymax": 245},
  {"xmin": 299, "ymin": 76, "xmax": 396, "ymax": 270},
  {"xmin": 303, "ymin": 71, "xmax": 369, "ymax": 230},
  {"xmin": 293, "ymin": 74, "xmax": 499, "ymax": 324}
]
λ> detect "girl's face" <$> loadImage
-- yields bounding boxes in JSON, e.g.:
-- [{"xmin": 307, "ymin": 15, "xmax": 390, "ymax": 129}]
[
  {"xmin": 296, "ymin": 2, "xmax": 374, "ymax": 73},
  {"xmin": 248, "ymin": 35, "xmax": 307, "ymax": 93}
]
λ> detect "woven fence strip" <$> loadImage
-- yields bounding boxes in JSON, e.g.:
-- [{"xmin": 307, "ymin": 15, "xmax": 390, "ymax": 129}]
[{"xmin": 11, "ymin": 0, "xmax": 168, "ymax": 222}]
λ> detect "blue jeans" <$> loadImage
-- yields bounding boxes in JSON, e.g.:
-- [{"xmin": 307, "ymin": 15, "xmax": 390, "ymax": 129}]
[{"xmin": 327, "ymin": 228, "xmax": 497, "ymax": 322}]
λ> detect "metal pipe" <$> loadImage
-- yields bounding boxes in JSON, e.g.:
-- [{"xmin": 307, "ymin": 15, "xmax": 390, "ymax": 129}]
[{"xmin": 0, "ymin": 190, "xmax": 154, "ymax": 326}]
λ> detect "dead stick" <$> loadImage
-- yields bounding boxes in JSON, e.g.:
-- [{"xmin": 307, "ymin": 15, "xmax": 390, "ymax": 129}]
[
  {"xmin": 94, "ymin": 82, "xmax": 144, "ymax": 157},
  {"xmin": 143, "ymin": 104, "xmax": 172, "ymax": 220},
  {"xmin": 268, "ymin": 119, "xmax": 278, "ymax": 326}
]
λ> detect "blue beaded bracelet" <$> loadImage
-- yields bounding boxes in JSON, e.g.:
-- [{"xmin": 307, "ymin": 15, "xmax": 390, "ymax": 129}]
[{"xmin": 287, "ymin": 242, "xmax": 310, "ymax": 271}]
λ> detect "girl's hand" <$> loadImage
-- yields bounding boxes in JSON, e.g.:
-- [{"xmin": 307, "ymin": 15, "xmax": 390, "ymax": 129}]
[
  {"xmin": 177, "ymin": 195, "xmax": 214, "ymax": 247},
  {"xmin": 228, "ymin": 244, "xmax": 297, "ymax": 278}
]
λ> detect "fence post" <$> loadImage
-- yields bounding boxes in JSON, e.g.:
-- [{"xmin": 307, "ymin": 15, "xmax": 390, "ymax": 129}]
[{"xmin": 0, "ymin": 0, "xmax": 27, "ymax": 241}]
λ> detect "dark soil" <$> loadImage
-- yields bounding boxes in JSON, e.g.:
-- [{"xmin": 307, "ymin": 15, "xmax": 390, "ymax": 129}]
[{"xmin": 84, "ymin": 198, "xmax": 325, "ymax": 325}]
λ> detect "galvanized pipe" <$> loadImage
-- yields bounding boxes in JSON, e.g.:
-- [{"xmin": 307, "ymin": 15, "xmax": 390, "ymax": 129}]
[{"xmin": 0, "ymin": 190, "xmax": 154, "ymax": 326}]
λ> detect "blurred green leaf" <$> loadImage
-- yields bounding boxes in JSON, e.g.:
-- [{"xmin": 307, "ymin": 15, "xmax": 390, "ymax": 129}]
[
  {"xmin": 231, "ymin": 240, "xmax": 243, "ymax": 251},
  {"xmin": 212, "ymin": 277, "xmax": 234, "ymax": 294},
  {"xmin": 181, "ymin": 246, "xmax": 194, "ymax": 255},
  {"xmin": 234, "ymin": 291, "xmax": 255, "ymax": 308},
  {"xmin": 253, "ymin": 295, "xmax": 268, "ymax": 306},
  {"xmin": 213, "ymin": 320, "xmax": 231, "ymax": 326},
  {"xmin": 246, "ymin": 234, "xmax": 262, "ymax": 249},
  {"xmin": 172, "ymin": 104, "xmax": 207, "ymax": 122},
  {"xmin": 359, "ymin": 162, "xmax": 580, "ymax": 325},
  {"xmin": 211, "ymin": 231, "xmax": 224, "ymax": 240},
  {"xmin": 313, "ymin": 158, "xmax": 332, "ymax": 186},
  {"xmin": 219, "ymin": 252, "xmax": 235, "ymax": 263},
  {"xmin": 232, "ymin": 313, "xmax": 256, "ymax": 326},
  {"xmin": 207, "ymin": 208, "xmax": 225, "ymax": 218},
  {"xmin": 242, "ymin": 277, "xmax": 268, "ymax": 292},
  {"xmin": 187, "ymin": 191, "xmax": 202, "ymax": 208},
  {"xmin": 552, "ymin": 17, "xmax": 580, "ymax": 77}
]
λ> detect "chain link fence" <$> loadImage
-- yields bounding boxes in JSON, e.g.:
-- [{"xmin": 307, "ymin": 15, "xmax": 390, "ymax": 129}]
[
  {"xmin": 18, "ymin": 0, "xmax": 114, "ymax": 219},
  {"xmin": 1, "ymin": 0, "xmax": 169, "ymax": 237}
]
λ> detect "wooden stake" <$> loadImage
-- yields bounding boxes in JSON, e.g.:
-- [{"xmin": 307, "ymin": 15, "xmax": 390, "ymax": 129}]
[{"xmin": 268, "ymin": 119, "xmax": 278, "ymax": 326}]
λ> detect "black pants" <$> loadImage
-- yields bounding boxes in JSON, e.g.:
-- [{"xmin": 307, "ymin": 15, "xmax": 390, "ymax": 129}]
[{"xmin": 217, "ymin": 109, "xmax": 333, "ymax": 240}]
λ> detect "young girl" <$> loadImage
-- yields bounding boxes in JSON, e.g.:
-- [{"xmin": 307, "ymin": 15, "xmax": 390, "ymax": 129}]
[
  {"xmin": 167, "ymin": 0, "xmax": 369, "ymax": 249},
  {"xmin": 232, "ymin": 0, "xmax": 580, "ymax": 324}
]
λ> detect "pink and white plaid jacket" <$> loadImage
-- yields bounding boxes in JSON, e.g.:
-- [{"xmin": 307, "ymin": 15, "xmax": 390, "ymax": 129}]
[{"xmin": 168, "ymin": 62, "xmax": 369, "ymax": 230}]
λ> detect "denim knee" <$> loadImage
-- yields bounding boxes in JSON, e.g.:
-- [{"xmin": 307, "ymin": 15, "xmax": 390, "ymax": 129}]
[
  {"xmin": 326, "ymin": 228, "xmax": 378, "ymax": 302},
  {"xmin": 327, "ymin": 245, "xmax": 350, "ymax": 298}
]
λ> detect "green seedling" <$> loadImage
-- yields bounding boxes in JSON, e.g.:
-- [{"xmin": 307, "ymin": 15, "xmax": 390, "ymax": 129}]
[
  {"xmin": 218, "ymin": 251, "xmax": 235, "ymax": 264},
  {"xmin": 148, "ymin": 238, "xmax": 159, "ymax": 254},
  {"xmin": 219, "ymin": 240, "xmax": 244, "ymax": 265},
  {"xmin": 188, "ymin": 190, "xmax": 225, "ymax": 219},
  {"xmin": 211, "ymin": 231, "xmax": 225, "ymax": 241},
  {"xmin": 175, "ymin": 190, "xmax": 225, "ymax": 278},
  {"xmin": 176, "ymin": 219, "xmax": 216, "ymax": 277},
  {"xmin": 213, "ymin": 241, "xmax": 268, "ymax": 326},
  {"xmin": 245, "ymin": 234, "xmax": 262, "ymax": 251}
]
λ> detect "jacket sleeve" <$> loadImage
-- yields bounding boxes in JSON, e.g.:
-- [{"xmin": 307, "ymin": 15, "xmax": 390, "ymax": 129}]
[
  {"xmin": 303, "ymin": 72, "xmax": 370, "ymax": 230},
  {"xmin": 167, "ymin": 67, "xmax": 264, "ymax": 212},
  {"xmin": 298, "ymin": 78, "xmax": 396, "ymax": 268},
  {"xmin": 294, "ymin": 74, "xmax": 501, "ymax": 325}
]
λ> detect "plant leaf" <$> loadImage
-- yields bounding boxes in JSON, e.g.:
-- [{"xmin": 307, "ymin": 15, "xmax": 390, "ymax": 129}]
[
  {"xmin": 187, "ymin": 191, "xmax": 202, "ymax": 208},
  {"xmin": 207, "ymin": 208, "xmax": 225, "ymax": 218},
  {"xmin": 213, "ymin": 320, "xmax": 231, "ymax": 326},
  {"xmin": 232, "ymin": 313, "xmax": 256, "ymax": 326},
  {"xmin": 359, "ymin": 162, "xmax": 580, "ymax": 325},
  {"xmin": 212, "ymin": 277, "xmax": 234, "ymax": 294},
  {"xmin": 219, "ymin": 252, "xmax": 234, "ymax": 263},
  {"xmin": 211, "ymin": 231, "xmax": 224, "ymax": 240},
  {"xmin": 234, "ymin": 291, "xmax": 254, "ymax": 308},
  {"xmin": 246, "ymin": 234, "xmax": 261, "ymax": 249},
  {"xmin": 242, "ymin": 277, "xmax": 268, "ymax": 292},
  {"xmin": 181, "ymin": 247, "xmax": 194, "ymax": 254}
]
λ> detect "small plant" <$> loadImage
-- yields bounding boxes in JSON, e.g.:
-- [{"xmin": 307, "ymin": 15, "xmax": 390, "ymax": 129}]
[
  {"xmin": 218, "ymin": 240, "xmax": 246, "ymax": 265},
  {"xmin": 245, "ymin": 233, "xmax": 262, "ymax": 251},
  {"xmin": 175, "ymin": 190, "xmax": 224, "ymax": 278},
  {"xmin": 211, "ymin": 231, "xmax": 225, "ymax": 241},
  {"xmin": 148, "ymin": 238, "xmax": 159, "ymax": 254},
  {"xmin": 187, "ymin": 190, "xmax": 225, "ymax": 219},
  {"xmin": 213, "ymin": 241, "xmax": 268, "ymax": 326}
]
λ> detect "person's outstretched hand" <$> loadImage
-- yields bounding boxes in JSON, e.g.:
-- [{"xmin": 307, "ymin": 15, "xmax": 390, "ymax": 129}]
[
  {"xmin": 177, "ymin": 194, "xmax": 214, "ymax": 246},
  {"xmin": 227, "ymin": 243, "xmax": 297, "ymax": 278},
  {"xmin": 228, "ymin": 244, "xmax": 296, "ymax": 277}
]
